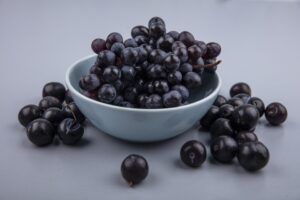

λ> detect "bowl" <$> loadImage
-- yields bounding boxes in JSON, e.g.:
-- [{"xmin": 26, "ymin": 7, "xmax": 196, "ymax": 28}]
[{"xmin": 66, "ymin": 55, "xmax": 222, "ymax": 142}]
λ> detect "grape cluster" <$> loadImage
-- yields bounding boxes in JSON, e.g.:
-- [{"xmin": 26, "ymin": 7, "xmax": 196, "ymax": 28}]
[
  {"xmin": 18, "ymin": 82, "xmax": 86, "ymax": 146},
  {"xmin": 81, "ymin": 17, "xmax": 222, "ymax": 108},
  {"xmin": 199, "ymin": 82, "xmax": 287, "ymax": 171}
]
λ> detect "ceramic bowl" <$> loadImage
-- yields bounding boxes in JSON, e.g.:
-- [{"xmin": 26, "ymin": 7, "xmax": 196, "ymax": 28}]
[{"xmin": 66, "ymin": 55, "xmax": 221, "ymax": 142}]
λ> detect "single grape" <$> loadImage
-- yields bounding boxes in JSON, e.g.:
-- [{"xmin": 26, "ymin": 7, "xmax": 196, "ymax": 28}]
[
  {"xmin": 102, "ymin": 66, "xmax": 121, "ymax": 83},
  {"xmin": 163, "ymin": 90, "xmax": 182, "ymax": 108},
  {"xmin": 131, "ymin": 25, "xmax": 149, "ymax": 38},
  {"xmin": 106, "ymin": 32, "xmax": 123, "ymax": 49},
  {"xmin": 91, "ymin": 38, "xmax": 106, "ymax": 54},
  {"xmin": 97, "ymin": 84, "xmax": 117, "ymax": 103},
  {"xmin": 178, "ymin": 31, "xmax": 195, "ymax": 47}
]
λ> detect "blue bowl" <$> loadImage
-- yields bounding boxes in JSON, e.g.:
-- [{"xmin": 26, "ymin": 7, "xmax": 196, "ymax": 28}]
[{"xmin": 66, "ymin": 55, "xmax": 222, "ymax": 142}]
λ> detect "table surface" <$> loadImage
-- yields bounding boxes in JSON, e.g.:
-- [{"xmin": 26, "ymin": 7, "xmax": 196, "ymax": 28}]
[{"xmin": 1, "ymin": 0, "xmax": 300, "ymax": 200}]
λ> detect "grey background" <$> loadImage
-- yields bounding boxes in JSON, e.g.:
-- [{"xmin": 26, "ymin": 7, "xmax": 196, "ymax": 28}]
[{"xmin": 1, "ymin": 0, "xmax": 300, "ymax": 199}]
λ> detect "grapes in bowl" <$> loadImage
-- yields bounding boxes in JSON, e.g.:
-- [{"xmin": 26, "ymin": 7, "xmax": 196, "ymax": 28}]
[{"xmin": 66, "ymin": 54, "xmax": 221, "ymax": 142}]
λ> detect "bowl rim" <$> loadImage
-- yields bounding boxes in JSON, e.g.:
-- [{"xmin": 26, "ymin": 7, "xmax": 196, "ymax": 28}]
[{"xmin": 66, "ymin": 54, "xmax": 222, "ymax": 113}]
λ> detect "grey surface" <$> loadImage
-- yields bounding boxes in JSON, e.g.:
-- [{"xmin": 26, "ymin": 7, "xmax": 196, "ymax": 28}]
[{"xmin": 1, "ymin": 0, "xmax": 300, "ymax": 199}]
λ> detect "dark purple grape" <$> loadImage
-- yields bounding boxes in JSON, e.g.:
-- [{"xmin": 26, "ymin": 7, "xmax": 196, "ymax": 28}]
[
  {"xmin": 153, "ymin": 80, "xmax": 169, "ymax": 94},
  {"xmin": 238, "ymin": 142, "xmax": 269, "ymax": 171},
  {"xmin": 210, "ymin": 118, "xmax": 235, "ymax": 138},
  {"xmin": 89, "ymin": 65, "xmax": 103, "ymax": 77},
  {"xmin": 230, "ymin": 82, "xmax": 251, "ymax": 97},
  {"xmin": 136, "ymin": 46, "xmax": 148, "ymax": 64},
  {"xmin": 121, "ymin": 47, "xmax": 139, "ymax": 65},
  {"xmin": 179, "ymin": 63, "xmax": 193, "ymax": 74},
  {"xmin": 134, "ymin": 35, "xmax": 148, "ymax": 45},
  {"xmin": 173, "ymin": 47, "xmax": 188, "ymax": 63},
  {"xmin": 97, "ymin": 84, "xmax": 117, "ymax": 103},
  {"xmin": 183, "ymin": 72, "xmax": 201, "ymax": 88},
  {"xmin": 112, "ymin": 95, "xmax": 124, "ymax": 106},
  {"xmin": 121, "ymin": 154, "xmax": 149, "ymax": 186},
  {"xmin": 210, "ymin": 135, "xmax": 238, "ymax": 163},
  {"xmin": 124, "ymin": 38, "xmax": 138, "ymax": 48},
  {"xmin": 91, "ymin": 38, "xmax": 106, "ymax": 54},
  {"xmin": 97, "ymin": 50, "xmax": 116, "ymax": 67},
  {"xmin": 163, "ymin": 54, "xmax": 180, "ymax": 72},
  {"xmin": 156, "ymin": 35, "xmax": 174, "ymax": 52},
  {"xmin": 180, "ymin": 140, "xmax": 206, "ymax": 168},
  {"xmin": 172, "ymin": 41, "xmax": 186, "ymax": 51},
  {"xmin": 247, "ymin": 97, "xmax": 265, "ymax": 117},
  {"xmin": 147, "ymin": 64, "xmax": 167, "ymax": 79},
  {"xmin": 79, "ymin": 74, "xmax": 101, "ymax": 91},
  {"xmin": 213, "ymin": 95, "xmax": 227, "ymax": 107},
  {"xmin": 194, "ymin": 40, "xmax": 207, "ymax": 55},
  {"xmin": 200, "ymin": 106, "xmax": 219, "ymax": 129},
  {"xmin": 218, "ymin": 104, "xmax": 235, "ymax": 119},
  {"xmin": 131, "ymin": 25, "xmax": 149, "ymax": 38},
  {"xmin": 39, "ymin": 96, "xmax": 62, "ymax": 110},
  {"xmin": 167, "ymin": 71, "xmax": 182, "ymax": 85},
  {"xmin": 121, "ymin": 66, "xmax": 136, "ymax": 82},
  {"xmin": 234, "ymin": 93, "xmax": 251, "ymax": 103},
  {"xmin": 236, "ymin": 131, "xmax": 258, "ymax": 145},
  {"xmin": 106, "ymin": 32, "xmax": 123, "ymax": 49},
  {"xmin": 58, "ymin": 118, "xmax": 84, "ymax": 145},
  {"xmin": 148, "ymin": 49, "xmax": 167, "ymax": 64},
  {"xmin": 172, "ymin": 85, "xmax": 189, "ymax": 101},
  {"xmin": 42, "ymin": 107, "xmax": 64, "ymax": 127},
  {"xmin": 231, "ymin": 105, "xmax": 260, "ymax": 131},
  {"xmin": 188, "ymin": 45, "xmax": 203, "ymax": 61},
  {"xmin": 145, "ymin": 94, "xmax": 163, "ymax": 108},
  {"xmin": 102, "ymin": 66, "xmax": 121, "ymax": 83},
  {"xmin": 265, "ymin": 102, "xmax": 288, "ymax": 125},
  {"xmin": 162, "ymin": 90, "xmax": 182, "ymax": 108},
  {"xmin": 188, "ymin": 45, "xmax": 203, "ymax": 60},
  {"xmin": 227, "ymin": 97, "xmax": 244, "ymax": 108},
  {"xmin": 166, "ymin": 31, "xmax": 179, "ymax": 41},
  {"xmin": 26, "ymin": 119, "xmax": 55, "ymax": 146},
  {"xmin": 62, "ymin": 102, "xmax": 86, "ymax": 124},
  {"xmin": 149, "ymin": 22, "xmax": 166, "ymax": 39},
  {"xmin": 42, "ymin": 82, "xmax": 66, "ymax": 102},
  {"xmin": 178, "ymin": 31, "xmax": 195, "ymax": 47},
  {"xmin": 203, "ymin": 42, "xmax": 221, "ymax": 59},
  {"xmin": 18, "ymin": 105, "xmax": 42, "ymax": 127},
  {"xmin": 148, "ymin": 16, "xmax": 165, "ymax": 27},
  {"xmin": 113, "ymin": 79, "xmax": 125, "ymax": 93},
  {"xmin": 140, "ymin": 44, "xmax": 153, "ymax": 54},
  {"xmin": 110, "ymin": 42, "xmax": 125, "ymax": 57}
]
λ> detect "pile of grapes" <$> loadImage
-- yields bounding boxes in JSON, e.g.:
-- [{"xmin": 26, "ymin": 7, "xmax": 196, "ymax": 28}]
[
  {"xmin": 79, "ymin": 16, "xmax": 221, "ymax": 108},
  {"xmin": 18, "ymin": 82, "xmax": 86, "ymax": 146}
]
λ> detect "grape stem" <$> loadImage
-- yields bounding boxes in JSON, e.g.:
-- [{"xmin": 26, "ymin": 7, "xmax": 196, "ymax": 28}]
[
  {"xmin": 194, "ymin": 60, "xmax": 222, "ymax": 70},
  {"xmin": 204, "ymin": 60, "xmax": 222, "ymax": 69},
  {"xmin": 128, "ymin": 181, "xmax": 133, "ymax": 187},
  {"xmin": 66, "ymin": 104, "xmax": 78, "ymax": 122}
]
